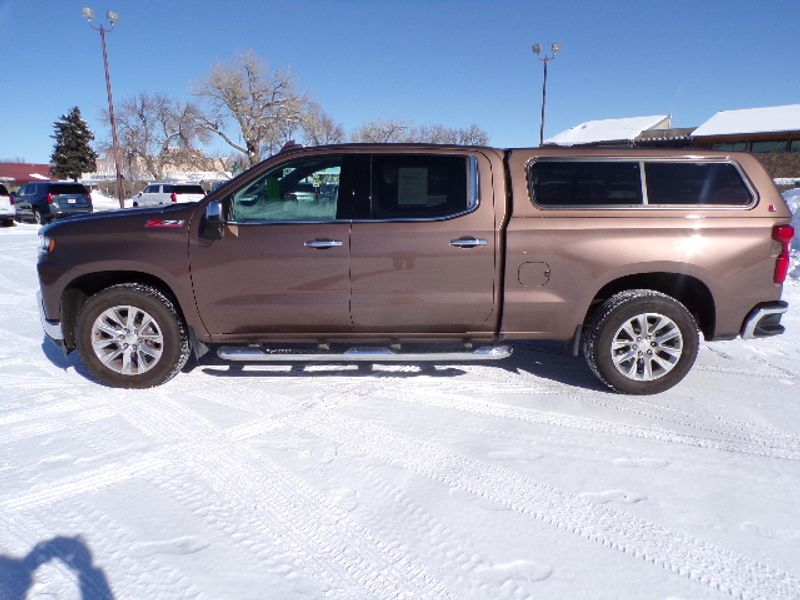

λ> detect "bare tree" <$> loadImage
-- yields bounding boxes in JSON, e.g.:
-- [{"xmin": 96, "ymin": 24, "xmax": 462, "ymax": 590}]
[
  {"xmin": 106, "ymin": 92, "xmax": 210, "ymax": 180},
  {"xmin": 301, "ymin": 101, "xmax": 345, "ymax": 146},
  {"xmin": 351, "ymin": 119, "xmax": 414, "ymax": 143},
  {"xmin": 456, "ymin": 123, "xmax": 490, "ymax": 145},
  {"xmin": 351, "ymin": 120, "xmax": 490, "ymax": 145},
  {"xmin": 193, "ymin": 50, "xmax": 306, "ymax": 166}
]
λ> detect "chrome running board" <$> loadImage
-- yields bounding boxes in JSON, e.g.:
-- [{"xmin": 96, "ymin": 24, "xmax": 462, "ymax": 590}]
[{"xmin": 217, "ymin": 345, "xmax": 512, "ymax": 362}]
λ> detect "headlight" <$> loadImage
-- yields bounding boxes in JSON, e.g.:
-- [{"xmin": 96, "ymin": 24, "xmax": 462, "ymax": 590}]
[{"xmin": 38, "ymin": 233, "xmax": 55, "ymax": 256}]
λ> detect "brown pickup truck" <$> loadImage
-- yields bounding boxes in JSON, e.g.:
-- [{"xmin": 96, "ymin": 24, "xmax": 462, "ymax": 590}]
[{"xmin": 37, "ymin": 144, "xmax": 794, "ymax": 393}]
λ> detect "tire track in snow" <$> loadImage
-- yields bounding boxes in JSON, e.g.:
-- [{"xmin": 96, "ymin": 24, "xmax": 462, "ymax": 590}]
[
  {"xmin": 289, "ymin": 410, "xmax": 800, "ymax": 600},
  {"xmin": 0, "ymin": 406, "xmax": 114, "ymax": 446},
  {"xmin": 96, "ymin": 388, "xmax": 458, "ymax": 600},
  {"xmin": 374, "ymin": 387, "xmax": 800, "ymax": 461},
  {"xmin": 0, "ymin": 454, "xmax": 170, "ymax": 512},
  {"xmin": 197, "ymin": 384, "xmax": 800, "ymax": 598},
  {"xmin": 0, "ymin": 400, "xmax": 85, "ymax": 426},
  {"xmin": 148, "ymin": 465, "xmax": 334, "ymax": 600},
  {"xmin": 3, "ymin": 502, "xmax": 205, "ymax": 600},
  {"xmin": 319, "ymin": 458, "xmax": 554, "ymax": 600},
  {"xmin": 416, "ymin": 365, "xmax": 800, "ymax": 455}
]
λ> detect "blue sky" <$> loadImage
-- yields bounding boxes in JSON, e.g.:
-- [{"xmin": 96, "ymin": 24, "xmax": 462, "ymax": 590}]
[{"xmin": 1, "ymin": 0, "xmax": 798, "ymax": 163}]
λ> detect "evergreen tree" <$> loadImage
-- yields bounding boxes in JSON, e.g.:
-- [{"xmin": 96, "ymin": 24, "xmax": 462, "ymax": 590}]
[{"xmin": 50, "ymin": 107, "xmax": 98, "ymax": 180}]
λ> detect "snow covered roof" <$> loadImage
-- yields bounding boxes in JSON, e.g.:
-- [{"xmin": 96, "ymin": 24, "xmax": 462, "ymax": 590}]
[
  {"xmin": 693, "ymin": 104, "xmax": 800, "ymax": 137},
  {"xmin": 545, "ymin": 115, "xmax": 670, "ymax": 147},
  {"xmin": 0, "ymin": 162, "xmax": 51, "ymax": 184}
]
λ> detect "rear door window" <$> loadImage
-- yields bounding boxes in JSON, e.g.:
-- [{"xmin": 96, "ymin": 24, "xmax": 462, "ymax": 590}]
[
  {"xmin": 529, "ymin": 161, "xmax": 643, "ymax": 207},
  {"xmin": 645, "ymin": 163, "xmax": 753, "ymax": 206},
  {"xmin": 0, "ymin": 184, "xmax": 8, "ymax": 195},
  {"xmin": 369, "ymin": 155, "xmax": 470, "ymax": 219}
]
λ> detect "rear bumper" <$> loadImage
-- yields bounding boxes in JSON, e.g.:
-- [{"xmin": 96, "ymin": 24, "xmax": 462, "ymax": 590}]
[
  {"xmin": 37, "ymin": 290, "xmax": 64, "ymax": 343},
  {"xmin": 49, "ymin": 207, "xmax": 93, "ymax": 218},
  {"xmin": 741, "ymin": 301, "xmax": 788, "ymax": 339}
]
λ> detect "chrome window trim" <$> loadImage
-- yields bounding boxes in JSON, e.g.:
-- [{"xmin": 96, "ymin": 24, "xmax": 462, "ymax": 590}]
[
  {"xmin": 526, "ymin": 157, "xmax": 758, "ymax": 210},
  {"xmin": 227, "ymin": 219, "xmax": 352, "ymax": 226}
]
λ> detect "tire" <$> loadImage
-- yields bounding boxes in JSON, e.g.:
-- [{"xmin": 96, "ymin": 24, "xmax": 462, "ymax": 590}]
[
  {"xmin": 583, "ymin": 290, "xmax": 699, "ymax": 395},
  {"xmin": 132, "ymin": 201, "xmax": 139, "ymax": 208},
  {"xmin": 76, "ymin": 284, "xmax": 190, "ymax": 388},
  {"xmin": 33, "ymin": 209, "xmax": 45, "ymax": 225}
]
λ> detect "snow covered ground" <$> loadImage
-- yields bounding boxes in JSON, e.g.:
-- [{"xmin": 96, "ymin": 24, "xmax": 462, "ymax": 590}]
[{"xmin": 1, "ymin": 222, "xmax": 799, "ymax": 599}]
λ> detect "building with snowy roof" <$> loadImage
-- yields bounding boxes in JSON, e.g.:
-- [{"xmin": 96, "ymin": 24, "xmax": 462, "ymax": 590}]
[
  {"xmin": 546, "ymin": 104, "xmax": 800, "ymax": 180},
  {"xmin": 691, "ymin": 103, "xmax": 800, "ymax": 153},
  {"xmin": 0, "ymin": 163, "xmax": 51, "ymax": 187},
  {"xmin": 544, "ymin": 115, "xmax": 671, "ymax": 147}
]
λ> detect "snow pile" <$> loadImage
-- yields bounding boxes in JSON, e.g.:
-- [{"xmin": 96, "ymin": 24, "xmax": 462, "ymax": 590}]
[
  {"xmin": 90, "ymin": 191, "xmax": 129, "ymax": 211},
  {"xmin": 782, "ymin": 188, "xmax": 800, "ymax": 280}
]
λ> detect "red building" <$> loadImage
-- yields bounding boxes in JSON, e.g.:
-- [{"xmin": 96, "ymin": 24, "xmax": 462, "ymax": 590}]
[{"xmin": 0, "ymin": 163, "xmax": 52, "ymax": 189}]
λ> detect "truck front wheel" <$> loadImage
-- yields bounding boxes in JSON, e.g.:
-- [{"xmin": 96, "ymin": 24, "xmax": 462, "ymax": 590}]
[
  {"xmin": 76, "ymin": 284, "xmax": 190, "ymax": 388},
  {"xmin": 583, "ymin": 290, "xmax": 699, "ymax": 395}
]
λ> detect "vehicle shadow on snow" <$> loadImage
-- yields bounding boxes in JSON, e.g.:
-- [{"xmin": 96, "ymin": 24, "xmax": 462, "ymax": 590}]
[
  {"xmin": 40, "ymin": 339, "xmax": 104, "ymax": 385},
  {"xmin": 196, "ymin": 341, "xmax": 607, "ymax": 392},
  {"xmin": 0, "ymin": 535, "xmax": 114, "ymax": 599},
  {"xmin": 39, "ymin": 336, "xmax": 606, "ymax": 392}
]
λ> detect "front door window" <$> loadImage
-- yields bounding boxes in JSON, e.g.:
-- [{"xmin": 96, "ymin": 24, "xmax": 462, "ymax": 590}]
[{"xmin": 231, "ymin": 156, "xmax": 342, "ymax": 223}]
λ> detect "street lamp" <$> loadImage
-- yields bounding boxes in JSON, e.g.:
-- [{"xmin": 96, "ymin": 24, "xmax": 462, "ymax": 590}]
[
  {"xmin": 82, "ymin": 7, "xmax": 125, "ymax": 208},
  {"xmin": 532, "ymin": 42, "xmax": 560, "ymax": 147}
]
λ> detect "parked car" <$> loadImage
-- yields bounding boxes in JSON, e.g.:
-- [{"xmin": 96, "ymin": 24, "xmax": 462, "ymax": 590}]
[
  {"xmin": 0, "ymin": 184, "xmax": 14, "ymax": 226},
  {"xmin": 131, "ymin": 182, "xmax": 205, "ymax": 207},
  {"xmin": 14, "ymin": 181, "xmax": 93, "ymax": 224},
  {"xmin": 37, "ymin": 144, "xmax": 794, "ymax": 391}
]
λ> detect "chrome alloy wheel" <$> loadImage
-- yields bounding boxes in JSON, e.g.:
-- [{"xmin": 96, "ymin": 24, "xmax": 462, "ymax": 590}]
[
  {"xmin": 610, "ymin": 312, "xmax": 683, "ymax": 382},
  {"xmin": 90, "ymin": 305, "xmax": 164, "ymax": 375}
]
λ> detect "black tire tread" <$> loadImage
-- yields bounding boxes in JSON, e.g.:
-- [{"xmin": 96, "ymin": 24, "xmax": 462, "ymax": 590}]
[
  {"xmin": 76, "ymin": 283, "xmax": 190, "ymax": 388},
  {"xmin": 583, "ymin": 289, "xmax": 699, "ymax": 395}
]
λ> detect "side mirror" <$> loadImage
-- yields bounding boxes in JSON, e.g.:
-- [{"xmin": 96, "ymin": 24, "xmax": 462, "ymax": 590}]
[{"xmin": 201, "ymin": 200, "xmax": 224, "ymax": 240}]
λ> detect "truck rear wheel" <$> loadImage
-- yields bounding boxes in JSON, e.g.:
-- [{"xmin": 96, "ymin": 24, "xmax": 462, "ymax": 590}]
[
  {"xmin": 76, "ymin": 284, "xmax": 189, "ymax": 388},
  {"xmin": 583, "ymin": 290, "xmax": 699, "ymax": 395}
]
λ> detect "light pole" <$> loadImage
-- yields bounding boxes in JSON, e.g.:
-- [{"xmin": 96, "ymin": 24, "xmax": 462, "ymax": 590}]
[
  {"xmin": 532, "ymin": 42, "xmax": 560, "ymax": 147},
  {"xmin": 82, "ymin": 7, "xmax": 125, "ymax": 209}
]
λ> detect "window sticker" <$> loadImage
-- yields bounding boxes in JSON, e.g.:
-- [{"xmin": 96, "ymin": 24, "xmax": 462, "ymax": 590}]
[{"xmin": 397, "ymin": 168, "xmax": 428, "ymax": 205}]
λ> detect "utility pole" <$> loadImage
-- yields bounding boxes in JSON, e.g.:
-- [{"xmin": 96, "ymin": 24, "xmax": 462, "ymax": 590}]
[
  {"xmin": 532, "ymin": 43, "xmax": 560, "ymax": 147},
  {"xmin": 82, "ymin": 7, "xmax": 125, "ymax": 209}
]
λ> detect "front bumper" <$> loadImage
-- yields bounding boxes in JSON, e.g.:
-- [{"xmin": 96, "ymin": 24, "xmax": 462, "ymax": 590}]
[
  {"xmin": 741, "ymin": 301, "xmax": 788, "ymax": 339},
  {"xmin": 37, "ymin": 290, "xmax": 64, "ymax": 342}
]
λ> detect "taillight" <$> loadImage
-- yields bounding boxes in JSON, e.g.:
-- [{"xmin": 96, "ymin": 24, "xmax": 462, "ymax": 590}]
[
  {"xmin": 170, "ymin": 192, "xmax": 177, "ymax": 203},
  {"xmin": 87, "ymin": 193, "xmax": 93, "ymax": 205},
  {"xmin": 772, "ymin": 224, "xmax": 795, "ymax": 284},
  {"xmin": 46, "ymin": 193, "xmax": 54, "ymax": 204},
  {"xmin": 8, "ymin": 195, "xmax": 13, "ymax": 206}
]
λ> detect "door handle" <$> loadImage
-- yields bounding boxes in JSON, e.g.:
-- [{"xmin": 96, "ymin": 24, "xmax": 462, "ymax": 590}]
[
  {"xmin": 450, "ymin": 237, "xmax": 488, "ymax": 248},
  {"xmin": 304, "ymin": 239, "xmax": 343, "ymax": 249}
]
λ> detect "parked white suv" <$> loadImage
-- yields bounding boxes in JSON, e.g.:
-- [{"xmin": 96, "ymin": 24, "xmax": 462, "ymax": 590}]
[
  {"xmin": 131, "ymin": 182, "xmax": 205, "ymax": 207},
  {"xmin": 0, "ymin": 184, "xmax": 14, "ymax": 226}
]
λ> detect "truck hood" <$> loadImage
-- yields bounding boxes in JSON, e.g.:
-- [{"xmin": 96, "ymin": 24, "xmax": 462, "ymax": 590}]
[{"xmin": 41, "ymin": 203, "xmax": 198, "ymax": 236}]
